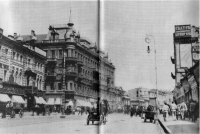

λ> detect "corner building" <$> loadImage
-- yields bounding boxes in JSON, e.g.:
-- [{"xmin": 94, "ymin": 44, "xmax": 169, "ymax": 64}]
[{"xmin": 34, "ymin": 20, "xmax": 116, "ymax": 108}]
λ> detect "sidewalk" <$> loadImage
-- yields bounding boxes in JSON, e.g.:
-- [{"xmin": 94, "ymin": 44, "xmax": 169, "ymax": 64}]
[{"xmin": 158, "ymin": 114, "xmax": 199, "ymax": 134}]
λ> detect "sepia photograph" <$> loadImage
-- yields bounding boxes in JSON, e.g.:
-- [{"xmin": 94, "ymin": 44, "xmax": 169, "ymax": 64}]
[{"xmin": 0, "ymin": 0, "xmax": 199, "ymax": 134}]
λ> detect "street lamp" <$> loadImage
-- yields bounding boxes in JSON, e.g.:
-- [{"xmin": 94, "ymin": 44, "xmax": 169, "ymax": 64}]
[
  {"xmin": 145, "ymin": 34, "xmax": 157, "ymax": 92},
  {"xmin": 145, "ymin": 34, "xmax": 159, "ymax": 122}
]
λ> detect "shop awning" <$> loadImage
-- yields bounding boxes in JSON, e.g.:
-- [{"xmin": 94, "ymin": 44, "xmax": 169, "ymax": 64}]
[
  {"xmin": 76, "ymin": 100, "xmax": 82, "ymax": 107},
  {"xmin": 55, "ymin": 98, "xmax": 61, "ymax": 105},
  {"xmin": 0, "ymin": 94, "xmax": 11, "ymax": 102},
  {"xmin": 34, "ymin": 96, "xmax": 42, "ymax": 104},
  {"xmin": 46, "ymin": 98, "xmax": 54, "ymax": 105},
  {"xmin": 39, "ymin": 97, "xmax": 47, "ymax": 104},
  {"xmin": 12, "ymin": 95, "xmax": 26, "ymax": 104}
]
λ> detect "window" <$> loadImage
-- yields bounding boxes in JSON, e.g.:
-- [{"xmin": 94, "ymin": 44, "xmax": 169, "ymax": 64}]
[
  {"xmin": 70, "ymin": 83, "xmax": 73, "ymax": 90},
  {"xmin": 12, "ymin": 52, "xmax": 15, "ymax": 59},
  {"xmin": 17, "ymin": 54, "xmax": 19, "ymax": 60},
  {"xmin": 68, "ymin": 49, "xmax": 71, "ymax": 57},
  {"xmin": 52, "ymin": 50, "xmax": 55, "ymax": 58},
  {"xmin": 5, "ymin": 49, "xmax": 8, "ymax": 56},
  {"xmin": 59, "ymin": 50, "xmax": 63, "ymax": 59},
  {"xmin": 20, "ymin": 55, "xmax": 23, "ymax": 62},
  {"xmin": 58, "ymin": 83, "xmax": 62, "ymax": 90},
  {"xmin": 51, "ymin": 83, "xmax": 54, "ymax": 90}
]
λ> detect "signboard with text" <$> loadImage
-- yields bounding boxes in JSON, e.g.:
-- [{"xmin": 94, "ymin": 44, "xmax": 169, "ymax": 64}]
[{"xmin": 175, "ymin": 25, "xmax": 191, "ymax": 38}]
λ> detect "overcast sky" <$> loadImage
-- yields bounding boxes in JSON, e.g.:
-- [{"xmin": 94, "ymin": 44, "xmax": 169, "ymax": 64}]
[{"xmin": 0, "ymin": 0, "xmax": 199, "ymax": 91}]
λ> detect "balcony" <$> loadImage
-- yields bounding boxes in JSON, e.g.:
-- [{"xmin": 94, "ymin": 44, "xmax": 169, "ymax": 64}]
[
  {"xmin": 78, "ymin": 73, "xmax": 84, "ymax": 80},
  {"xmin": 46, "ymin": 72, "xmax": 56, "ymax": 76},
  {"xmin": 42, "ymin": 39, "xmax": 65, "ymax": 43},
  {"xmin": 65, "ymin": 70, "xmax": 78, "ymax": 77},
  {"xmin": 47, "ymin": 58, "xmax": 57, "ymax": 65},
  {"xmin": 77, "ymin": 59, "xmax": 84, "ymax": 66},
  {"xmin": 65, "ymin": 57, "xmax": 77, "ymax": 63},
  {"xmin": 106, "ymin": 74, "xmax": 112, "ymax": 79}
]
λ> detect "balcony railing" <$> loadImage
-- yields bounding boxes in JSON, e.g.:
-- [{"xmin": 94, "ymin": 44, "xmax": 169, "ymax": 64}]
[
  {"xmin": 47, "ymin": 58, "xmax": 57, "ymax": 62},
  {"xmin": 65, "ymin": 57, "xmax": 77, "ymax": 62},
  {"xmin": 42, "ymin": 39, "xmax": 65, "ymax": 43},
  {"xmin": 66, "ymin": 70, "xmax": 78, "ymax": 77},
  {"xmin": 46, "ymin": 72, "xmax": 56, "ymax": 76},
  {"xmin": 77, "ymin": 59, "xmax": 84, "ymax": 66}
]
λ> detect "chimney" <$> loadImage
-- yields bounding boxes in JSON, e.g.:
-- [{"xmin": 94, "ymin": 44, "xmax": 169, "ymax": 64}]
[
  {"xmin": 14, "ymin": 33, "xmax": 17, "ymax": 39},
  {"xmin": 0, "ymin": 28, "xmax": 3, "ymax": 39}
]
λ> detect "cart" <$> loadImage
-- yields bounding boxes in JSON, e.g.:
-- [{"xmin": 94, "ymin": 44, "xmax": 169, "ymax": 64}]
[
  {"xmin": 143, "ymin": 97, "xmax": 157, "ymax": 123},
  {"xmin": 143, "ymin": 105, "xmax": 156, "ymax": 123},
  {"xmin": 87, "ymin": 111, "xmax": 106, "ymax": 125}
]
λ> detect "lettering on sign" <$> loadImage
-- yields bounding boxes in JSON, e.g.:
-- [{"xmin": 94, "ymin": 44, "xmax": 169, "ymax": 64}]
[
  {"xmin": 175, "ymin": 32, "xmax": 191, "ymax": 37},
  {"xmin": 0, "ymin": 86, "xmax": 24, "ymax": 95},
  {"xmin": 175, "ymin": 25, "xmax": 191, "ymax": 32},
  {"xmin": 192, "ymin": 53, "xmax": 200, "ymax": 60}
]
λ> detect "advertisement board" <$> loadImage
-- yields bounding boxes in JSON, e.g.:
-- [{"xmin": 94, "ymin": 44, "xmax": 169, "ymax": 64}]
[
  {"xmin": 192, "ymin": 42, "xmax": 199, "ymax": 61},
  {"xmin": 175, "ymin": 25, "xmax": 191, "ymax": 38},
  {"xmin": 180, "ymin": 44, "xmax": 193, "ymax": 68},
  {"xmin": 175, "ymin": 43, "xmax": 180, "ymax": 68}
]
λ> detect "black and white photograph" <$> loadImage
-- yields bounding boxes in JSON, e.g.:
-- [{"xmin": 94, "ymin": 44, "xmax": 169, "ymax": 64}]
[{"xmin": 0, "ymin": 0, "xmax": 199, "ymax": 134}]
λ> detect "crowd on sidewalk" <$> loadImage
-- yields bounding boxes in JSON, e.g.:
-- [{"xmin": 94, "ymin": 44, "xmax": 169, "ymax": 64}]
[{"xmin": 162, "ymin": 100, "xmax": 199, "ymax": 123}]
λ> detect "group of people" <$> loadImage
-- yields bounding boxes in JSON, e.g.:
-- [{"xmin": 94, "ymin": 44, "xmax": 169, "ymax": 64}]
[
  {"xmin": 162, "ymin": 100, "xmax": 199, "ymax": 122},
  {"xmin": 130, "ymin": 105, "xmax": 144, "ymax": 117}
]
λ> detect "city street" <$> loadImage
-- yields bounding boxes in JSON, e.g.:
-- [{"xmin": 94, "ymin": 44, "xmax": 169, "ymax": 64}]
[{"xmin": 0, "ymin": 113, "xmax": 165, "ymax": 134}]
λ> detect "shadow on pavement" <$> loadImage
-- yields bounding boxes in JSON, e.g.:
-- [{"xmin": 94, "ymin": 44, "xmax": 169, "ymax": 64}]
[{"xmin": 167, "ymin": 124, "xmax": 199, "ymax": 134}]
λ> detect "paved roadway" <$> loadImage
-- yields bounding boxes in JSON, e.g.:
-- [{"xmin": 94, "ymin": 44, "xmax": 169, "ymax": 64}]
[{"xmin": 0, "ymin": 113, "xmax": 165, "ymax": 134}]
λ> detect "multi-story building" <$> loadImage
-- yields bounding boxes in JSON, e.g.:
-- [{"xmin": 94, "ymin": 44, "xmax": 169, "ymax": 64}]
[
  {"xmin": 19, "ymin": 14, "xmax": 123, "ymax": 110},
  {"xmin": 171, "ymin": 25, "xmax": 199, "ymax": 104},
  {"xmin": 0, "ymin": 28, "xmax": 47, "ymax": 111},
  {"xmin": 128, "ymin": 87, "xmax": 150, "ymax": 108}
]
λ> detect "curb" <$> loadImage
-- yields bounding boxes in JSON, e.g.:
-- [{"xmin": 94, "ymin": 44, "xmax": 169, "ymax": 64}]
[{"xmin": 158, "ymin": 118, "xmax": 172, "ymax": 134}]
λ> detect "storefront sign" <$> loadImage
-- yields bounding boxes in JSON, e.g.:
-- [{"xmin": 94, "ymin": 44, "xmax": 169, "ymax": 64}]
[
  {"xmin": 192, "ymin": 43, "xmax": 199, "ymax": 61},
  {"xmin": 175, "ymin": 25, "xmax": 191, "ymax": 32},
  {"xmin": 0, "ymin": 86, "xmax": 24, "ymax": 95},
  {"xmin": 175, "ymin": 44, "xmax": 180, "ymax": 68}
]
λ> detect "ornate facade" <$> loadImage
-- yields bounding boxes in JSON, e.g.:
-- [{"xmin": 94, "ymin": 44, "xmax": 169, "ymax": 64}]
[
  {"xmin": 0, "ymin": 28, "xmax": 46, "ymax": 110},
  {"xmin": 19, "ymin": 13, "xmax": 125, "ymax": 109}
]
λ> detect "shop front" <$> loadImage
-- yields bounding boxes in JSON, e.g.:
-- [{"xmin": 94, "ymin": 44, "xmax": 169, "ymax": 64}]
[{"xmin": 0, "ymin": 81, "xmax": 26, "ymax": 113}]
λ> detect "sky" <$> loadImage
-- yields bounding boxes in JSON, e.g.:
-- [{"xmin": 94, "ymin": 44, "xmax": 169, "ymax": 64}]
[{"xmin": 0, "ymin": 0, "xmax": 199, "ymax": 91}]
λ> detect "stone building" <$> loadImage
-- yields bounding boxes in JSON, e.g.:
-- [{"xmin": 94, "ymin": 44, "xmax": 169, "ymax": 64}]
[
  {"xmin": 19, "ymin": 12, "xmax": 124, "ymax": 110},
  {"xmin": 0, "ymin": 28, "xmax": 47, "ymax": 111}
]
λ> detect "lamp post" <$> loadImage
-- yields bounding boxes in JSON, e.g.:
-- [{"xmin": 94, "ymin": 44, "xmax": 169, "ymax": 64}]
[{"xmin": 145, "ymin": 34, "xmax": 159, "ymax": 122}]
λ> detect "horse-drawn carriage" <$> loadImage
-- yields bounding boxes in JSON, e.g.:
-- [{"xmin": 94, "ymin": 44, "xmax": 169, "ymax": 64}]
[
  {"xmin": 0, "ymin": 94, "xmax": 25, "ymax": 118},
  {"xmin": 87, "ymin": 99, "xmax": 109, "ymax": 125}
]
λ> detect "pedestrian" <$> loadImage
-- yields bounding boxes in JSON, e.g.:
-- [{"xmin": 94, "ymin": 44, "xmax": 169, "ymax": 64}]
[
  {"xmin": 163, "ymin": 102, "xmax": 169, "ymax": 122},
  {"xmin": 180, "ymin": 101, "xmax": 187, "ymax": 120},
  {"xmin": 171, "ymin": 101, "xmax": 177, "ymax": 121}
]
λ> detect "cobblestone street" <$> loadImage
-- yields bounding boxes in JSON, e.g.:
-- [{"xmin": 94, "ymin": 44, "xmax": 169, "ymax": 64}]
[{"xmin": 0, "ymin": 113, "xmax": 164, "ymax": 134}]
